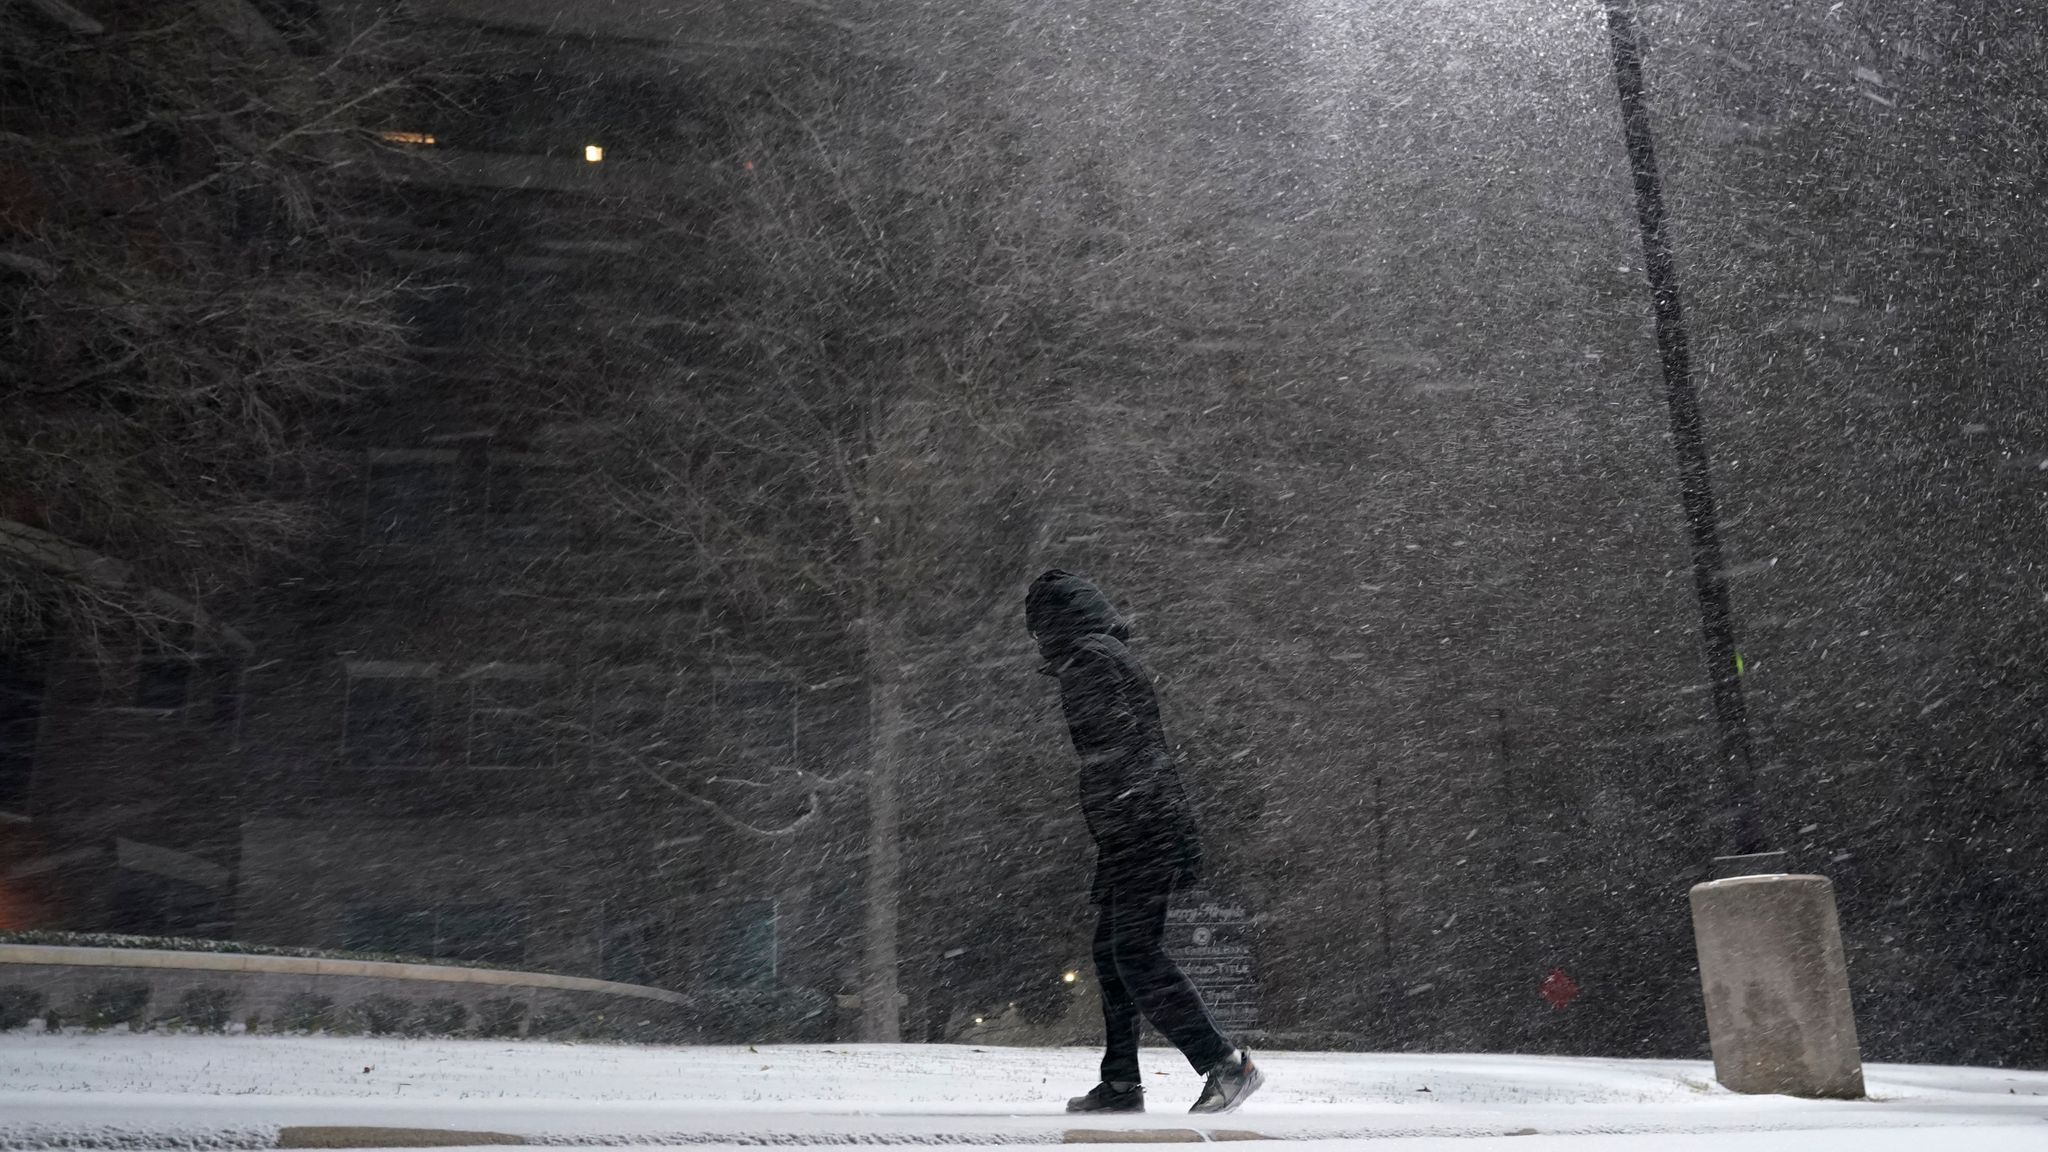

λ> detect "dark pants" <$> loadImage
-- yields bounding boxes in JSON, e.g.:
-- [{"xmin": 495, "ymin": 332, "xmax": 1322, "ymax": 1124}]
[{"xmin": 1093, "ymin": 886, "xmax": 1235, "ymax": 1083}]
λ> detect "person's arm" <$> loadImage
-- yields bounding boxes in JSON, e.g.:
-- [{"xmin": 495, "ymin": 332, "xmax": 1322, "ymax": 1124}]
[{"xmin": 1059, "ymin": 645, "xmax": 1142, "ymax": 762}]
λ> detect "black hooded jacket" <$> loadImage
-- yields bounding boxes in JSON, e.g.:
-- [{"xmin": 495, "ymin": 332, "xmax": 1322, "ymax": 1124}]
[{"xmin": 1027, "ymin": 570, "xmax": 1202, "ymax": 901}]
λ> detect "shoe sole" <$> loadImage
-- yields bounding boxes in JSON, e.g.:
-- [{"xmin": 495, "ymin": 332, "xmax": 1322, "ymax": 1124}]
[{"xmin": 1189, "ymin": 1063, "xmax": 1264, "ymax": 1115}]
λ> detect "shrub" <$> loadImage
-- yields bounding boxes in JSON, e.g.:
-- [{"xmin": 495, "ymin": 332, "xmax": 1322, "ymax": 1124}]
[
  {"xmin": 476, "ymin": 997, "xmax": 526, "ymax": 1038},
  {"xmin": 351, "ymin": 993, "xmax": 410, "ymax": 1035},
  {"xmin": 679, "ymin": 987, "xmax": 832, "ymax": 1043},
  {"xmin": 177, "ymin": 987, "xmax": 235, "ymax": 1032},
  {"xmin": 525, "ymin": 1010, "xmax": 575, "ymax": 1039},
  {"xmin": 278, "ymin": 992, "xmax": 335, "ymax": 1032},
  {"xmin": 0, "ymin": 986, "xmax": 45, "ymax": 1031},
  {"xmin": 418, "ymin": 999, "xmax": 467, "ymax": 1036},
  {"xmin": 572, "ymin": 1012, "xmax": 616, "ymax": 1042},
  {"xmin": 75, "ymin": 981, "xmax": 151, "ymax": 1030}
]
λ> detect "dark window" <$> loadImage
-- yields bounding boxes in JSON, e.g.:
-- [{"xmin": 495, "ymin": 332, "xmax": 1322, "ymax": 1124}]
[
  {"xmin": 110, "ymin": 869, "xmax": 221, "ymax": 937},
  {"xmin": 209, "ymin": 658, "xmax": 244, "ymax": 733},
  {"xmin": 364, "ymin": 454, "xmax": 457, "ymax": 542},
  {"xmin": 466, "ymin": 672, "xmax": 553, "ymax": 769},
  {"xmin": 343, "ymin": 905, "xmax": 436, "ymax": 959},
  {"xmin": 586, "ymin": 601, "xmax": 700, "ymax": 665},
  {"xmin": 0, "ymin": 638, "xmax": 49, "ymax": 815},
  {"xmin": 591, "ymin": 669, "xmax": 693, "ymax": 770},
  {"xmin": 343, "ymin": 673, "xmax": 436, "ymax": 768},
  {"xmin": 345, "ymin": 903, "xmax": 526, "ymax": 967},
  {"xmin": 135, "ymin": 629, "xmax": 196, "ymax": 710},
  {"xmin": 438, "ymin": 903, "xmax": 527, "ymax": 967},
  {"xmin": 717, "ymin": 679, "xmax": 795, "ymax": 762},
  {"xmin": 399, "ymin": 282, "xmax": 469, "ymax": 349},
  {"xmin": 486, "ymin": 454, "xmax": 564, "ymax": 545},
  {"xmin": 599, "ymin": 902, "xmax": 666, "ymax": 986},
  {"xmin": 708, "ymin": 898, "xmax": 778, "ymax": 988}
]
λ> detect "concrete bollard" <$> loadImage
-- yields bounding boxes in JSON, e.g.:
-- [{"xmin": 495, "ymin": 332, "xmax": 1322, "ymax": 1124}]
[{"xmin": 1689, "ymin": 874, "xmax": 1864, "ymax": 1099}]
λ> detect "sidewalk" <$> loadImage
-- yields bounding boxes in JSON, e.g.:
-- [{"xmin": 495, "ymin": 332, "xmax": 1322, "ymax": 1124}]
[{"xmin": 4, "ymin": 1035, "xmax": 2047, "ymax": 1150}]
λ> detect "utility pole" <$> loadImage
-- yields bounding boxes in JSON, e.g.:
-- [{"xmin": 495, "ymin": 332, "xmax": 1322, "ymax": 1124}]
[
  {"xmin": 860, "ymin": 611, "xmax": 903, "ymax": 1042},
  {"xmin": 1374, "ymin": 775, "xmax": 1397, "ymax": 1046},
  {"xmin": 1493, "ymin": 708, "xmax": 1531, "ymax": 1048},
  {"xmin": 1602, "ymin": 0, "xmax": 1766, "ymax": 859}
]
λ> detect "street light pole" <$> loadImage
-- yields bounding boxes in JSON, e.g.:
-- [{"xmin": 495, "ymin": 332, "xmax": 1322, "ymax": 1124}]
[{"xmin": 1601, "ymin": 0, "xmax": 1766, "ymax": 858}]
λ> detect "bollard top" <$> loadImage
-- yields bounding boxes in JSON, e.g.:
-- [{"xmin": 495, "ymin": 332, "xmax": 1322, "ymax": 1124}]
[
  {"xmin": 1710, "ymin": 851, "xmax": 1792, "ymax": 881},
  {"xmin": 1690, "ymin": 873, "xmax": 1833, "ymax": 897}
]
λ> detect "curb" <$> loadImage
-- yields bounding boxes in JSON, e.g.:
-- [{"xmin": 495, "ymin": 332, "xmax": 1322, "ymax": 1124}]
[
  {"xmin": 1, "ymin": 1124, "xmax": 1562, "ymax": 1149},
  {"xmin": 278, "ymin": 1130, "xmax": 527, "ymax": 1149},
  {"xmin": 1061, "ymin": 1131, "xmax": 1274, "ymax": 1144},
  {"xmin": 260, "ymin": 1127, "xmax": 1294, "ymax": 1149}
]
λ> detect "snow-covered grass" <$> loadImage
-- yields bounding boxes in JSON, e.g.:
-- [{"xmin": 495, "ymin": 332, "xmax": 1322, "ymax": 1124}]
[{"xmin": 2, "ymin": 1034, "xmax": 2047, "ymax": 1150}]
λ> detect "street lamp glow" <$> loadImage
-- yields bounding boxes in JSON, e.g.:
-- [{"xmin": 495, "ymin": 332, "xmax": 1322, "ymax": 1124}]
[
  {"xmin": 1062, "ymin": 970, "xmax": 1079, "ymax": 984},
  {"xmin": 584, "ymin": 144, "xmax": 604, "ymax": 163}
]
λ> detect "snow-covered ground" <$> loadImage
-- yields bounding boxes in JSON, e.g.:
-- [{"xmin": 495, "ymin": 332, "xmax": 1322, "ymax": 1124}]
[{"xmin": 3, "ymin": 1034, "xmax": 2047, "ymax": 1151}]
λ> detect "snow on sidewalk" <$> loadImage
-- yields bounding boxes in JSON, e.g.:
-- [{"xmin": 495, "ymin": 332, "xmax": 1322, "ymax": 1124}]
[{"xmin": 2, "ymin": 1035, "xmax": 2047, "ymax": 1150}]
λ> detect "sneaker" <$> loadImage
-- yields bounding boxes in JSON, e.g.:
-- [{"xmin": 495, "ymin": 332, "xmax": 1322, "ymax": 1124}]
[
  {"xmin": 1067, "ymin": 1081, "xmax": 1145, "ymax": 1113},
  {"xmin": 1190, "ymin": 1051, "xmax": 1263, "ymax": 1114}
]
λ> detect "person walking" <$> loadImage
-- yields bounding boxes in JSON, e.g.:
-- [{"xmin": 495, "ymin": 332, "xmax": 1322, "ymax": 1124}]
[{"xmin": 1025, "ymin": 569, "xmax": 1263, "ymax": 1115}]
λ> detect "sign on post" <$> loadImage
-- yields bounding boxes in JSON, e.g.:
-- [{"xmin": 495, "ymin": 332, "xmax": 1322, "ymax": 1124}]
[{"xmin": 1165, "ymin": 890, "xmax": 1258, "ymax": 1033}]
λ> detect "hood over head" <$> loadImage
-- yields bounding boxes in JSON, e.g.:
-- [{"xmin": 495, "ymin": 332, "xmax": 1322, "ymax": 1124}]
[{"xmin": 1026, "ymin": 569, "xmax": 1130, "ymax": 665}]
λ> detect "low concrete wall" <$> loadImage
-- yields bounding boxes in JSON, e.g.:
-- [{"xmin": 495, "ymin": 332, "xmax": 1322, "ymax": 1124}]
[{"xmin": 0, "ymin": 944, "xmax": 824, "ymax": 1042}]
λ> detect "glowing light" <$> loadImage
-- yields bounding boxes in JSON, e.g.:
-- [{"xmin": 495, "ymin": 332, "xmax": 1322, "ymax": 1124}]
[
  {"xmin": 380, "ymin": 131, "xmax": 436, "ymax": 146},
  {"xmin": 584, "ymin": 144, "xmax": 605, "ymax": 163},
  {"xmin": 1062, "ymin": 970, "xmax": 1079, "ymax": 984},
  {"xmin": 972, "ymin": 1016, "xmax": 984, "ymax": 1025}
]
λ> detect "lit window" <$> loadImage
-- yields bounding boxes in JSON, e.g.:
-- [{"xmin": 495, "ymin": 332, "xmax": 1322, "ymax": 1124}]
[
  {"xmin": 584, "ymin": 144, "xmax": 604, "ymax": 163},
  {"xmin": 381, "ymin": 131, "xmax": 436, "ymax": 146}
]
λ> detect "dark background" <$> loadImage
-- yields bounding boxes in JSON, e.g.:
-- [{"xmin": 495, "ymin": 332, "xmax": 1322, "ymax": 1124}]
[{"xmin": 2, "ymin": 0, "xmax": 2043, "ymax": 1066}]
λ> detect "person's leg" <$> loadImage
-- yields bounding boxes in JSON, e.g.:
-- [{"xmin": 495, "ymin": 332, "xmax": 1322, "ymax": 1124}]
[
  {"xmin": 1094, "ymin": 898, "xmax": 1144, "ymax": 1084},
  {"xmin": 1107, "ymin": 889, "xmax": 1236, "ymax": 1076}
]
